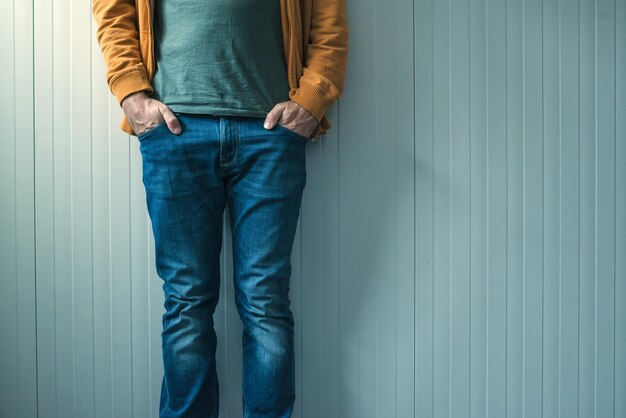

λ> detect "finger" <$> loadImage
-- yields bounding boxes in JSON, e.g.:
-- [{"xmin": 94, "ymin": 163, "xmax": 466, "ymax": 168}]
[
  {"xmin": 159, "ymin": 105, "xmax": 182, "ymax": 134},
  {"xmin": 264, "ymin": 102, "xmax": 286, "ymax": 129}
]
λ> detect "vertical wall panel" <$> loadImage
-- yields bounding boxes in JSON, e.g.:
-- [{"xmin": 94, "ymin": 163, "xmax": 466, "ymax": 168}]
[
  {"xmin": 91, "ymin": 6, "xmax": 116, "ymax": 418},
  {"xmin": 432, "ymin": 0, "xmax": 452, "ymax": 413},
  {"xmin": 0, "ymin": 0, "xmax": 37, "ymax": 416},
  {"xmin": 414, "ymin": 0, "xmax": 624, "ymax": 416},
  {"xmin": 595, "ymin": 1, "xmax": 617, "ymax": 417},
  {"xmin": 33, "ymin": 0, "xmax": 56, "ymax": 414},
  {"xmin": 73, "ymin": 0, "xmax": 96, "ymax": 416},
  {"xmin": 579, "ymin": 0, "xmax": 598, "ymax": 415},
  {"xmin": 559, "ymin": 0, "xmax": 581, "ymax": 416},
  {"xmin": 468, "ymin": 0, "xmax": 488, "ymax": 416},
  {"xmin": 542, "ymin": 0, "xmax": 561, "ymax": 417},
  {"xmin": 414, "ymin": 0, "xmax": 435, "ymax": 413},
  {"xmin": 2, "ymin": 0, "xmax": 624, "ymax": 416},
  {"xmin": 395, "ymin": 0, "xmax": 417, "ymax": 415},
  {"xmin": 450, "ymin": 0, "xmax": 472, "ymax": 415},
  {"xmin": 616, "ymin": 2, "xmax": 626, "ymax": 417},
  {"xmin": 486, "ymin": 0, "xmax": 508, "ymax": 415},
  {"xmin": 522, "ymin": 0, "xmax": 544, "ymax": 415},
  {"xmin": 505, "ymin": 0, "xmax": 524, "ymax": 415}
]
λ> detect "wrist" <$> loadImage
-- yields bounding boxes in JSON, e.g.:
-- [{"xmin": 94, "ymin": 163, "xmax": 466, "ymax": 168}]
[{"xmin": 121, "ymin": 90, "xmax": 149, "ymax": 110}]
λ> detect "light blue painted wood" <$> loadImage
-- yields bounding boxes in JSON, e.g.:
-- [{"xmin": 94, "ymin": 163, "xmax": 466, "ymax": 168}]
[
  {"xmin": 595, "ymin": 0, "xmax": 617, "ymax": 416},
  {"xmin": 559, "ymin": 2, "xmax": 581, "ymax": 418},
  {"xmin": 486, "ymin": 1, "xmax": 508, "ymax": 417},
  {"xmin": 505, "ymin": 1, "xmax": 524, "ymax": 417},
  {"xmin": 522, "ymin": 0, "xmax": 544, "ymax": 416},
  {"xmin": 616, "ymin": 3, "xmax": 626, "ymax": 418},
  {"xmin": 468, "ymin": 0, "xmax": 489, "ymax": 416},
  {"xmin": 395, "ymin": 0, "xmax": 417, "ymax": 415},
  {"xmin": 91, "ymin": 19, "xmax": 116, "ymax": 418},
  {"xmin": 414, "ymin": 0, "xmax": 435, "ymax": 416},
  {"xmin": 450, "ymin": 0, "xmax": 471, "ymax": 416},
  {"xmin": 2, "ymin": 0, "xmax": 624, "ymax": 416},
  {"xmin": 72, "ymin": 0, "xmax": 96, "ymax": 417},
  {"xmin": 432, "ymin": 0, "xmax": 451, "ymax": 414},
  {"xmin": 0, "ymin": 0, "xmax": 37, "ymax": 417},
  {"xmin": 580, "ymin": 0, "xmax": 599, "ymax": 415},
  {"xmin": 543, "ymin": 0, "xmax": 560, "ymax": 416},
  {"xmin": 33, "ymin": 0, "xmax": 63, "ymax": 416}
]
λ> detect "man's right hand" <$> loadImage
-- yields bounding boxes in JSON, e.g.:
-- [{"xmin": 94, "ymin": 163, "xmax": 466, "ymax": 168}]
[{"xmin": 121, "ymin": 91, "xmax": 182, "ymax": 136}]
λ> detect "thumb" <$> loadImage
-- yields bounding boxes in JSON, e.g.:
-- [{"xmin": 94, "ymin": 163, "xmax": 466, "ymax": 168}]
[
  {"xmin": 264, "ymin": 103, "xmax": 286, "ymax": 129},
  {"xmin": 160, "ymin": 105, "xmax": 182, "ymax": 134}
]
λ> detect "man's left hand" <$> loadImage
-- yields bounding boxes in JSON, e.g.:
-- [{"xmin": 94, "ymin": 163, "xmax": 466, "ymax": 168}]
[{"xmin": 264, "ymin": 100, "xmax": 318, "ymax": 138}]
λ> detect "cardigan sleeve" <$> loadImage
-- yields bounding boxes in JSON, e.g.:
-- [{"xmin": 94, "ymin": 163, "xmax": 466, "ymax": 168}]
[
  {"xmin": 290, "ymin": 0, "xmax": 349, "ymax": 123},
  {"xmin": 92, "ymin": 0, "xmax": 154, "ymax": 106}
]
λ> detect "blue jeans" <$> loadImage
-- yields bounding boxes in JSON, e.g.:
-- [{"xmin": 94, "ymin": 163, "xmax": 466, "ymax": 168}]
[{"xmin": 137, "ymin": 112, "xmax": 308, "ymax": 418}]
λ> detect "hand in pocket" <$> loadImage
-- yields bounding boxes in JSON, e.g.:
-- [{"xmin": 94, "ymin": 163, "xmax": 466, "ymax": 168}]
[{"xmin": 121, "ymin": 91, "xmax": 182, "ymax": 136}]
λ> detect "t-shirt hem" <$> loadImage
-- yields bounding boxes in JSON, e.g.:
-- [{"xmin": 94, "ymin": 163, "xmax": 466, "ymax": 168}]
[{"xmin": 168, "ymin": 104, "xmax": 269, "ymax": 119}]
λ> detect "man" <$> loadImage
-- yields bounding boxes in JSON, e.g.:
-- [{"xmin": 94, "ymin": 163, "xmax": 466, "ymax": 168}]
[{"xmin": 92, "ymin": 0, "xmax": 348, "ymax": 417}]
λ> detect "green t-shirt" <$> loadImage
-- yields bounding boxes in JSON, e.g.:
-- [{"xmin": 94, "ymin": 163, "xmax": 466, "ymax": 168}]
[{"xmin": 151, "ymin": 0, "xmax": 291, "ymax": 117}]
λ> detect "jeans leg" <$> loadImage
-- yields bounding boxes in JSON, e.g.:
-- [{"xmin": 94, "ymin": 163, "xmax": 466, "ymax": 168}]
[
  {"xmin": 222, "ymin": 116, "xmax": 307, "ymax": 418},
  {"xmin": 139, "ymin": 114, "xmax": 225, "ymax": 418}
]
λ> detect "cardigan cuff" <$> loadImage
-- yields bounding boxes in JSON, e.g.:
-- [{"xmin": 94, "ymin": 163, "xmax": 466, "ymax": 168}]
[
  {"xmin": 110, "ymin": 69, "xmax": 154, "ymax": 107},
  {"xmin": 290, "ymin": 80, "xmax": 334, "ymax": 123}
]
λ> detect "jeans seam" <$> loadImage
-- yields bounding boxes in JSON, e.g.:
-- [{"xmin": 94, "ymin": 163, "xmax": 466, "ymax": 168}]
[{"xmin": 220, "ymin": 119, "xmax": 239, "ymax": 167}]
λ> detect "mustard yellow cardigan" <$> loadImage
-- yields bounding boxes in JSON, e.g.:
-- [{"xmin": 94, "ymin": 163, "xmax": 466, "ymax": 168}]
[{"xmin": 92, "ymin": 0, "xmax": 349, "ymax": 141}]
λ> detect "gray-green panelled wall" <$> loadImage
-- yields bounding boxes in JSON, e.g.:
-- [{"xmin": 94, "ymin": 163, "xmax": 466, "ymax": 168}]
[{"xmin": 1, "ymin": 0, "xmax": 624, "ymax": 416}]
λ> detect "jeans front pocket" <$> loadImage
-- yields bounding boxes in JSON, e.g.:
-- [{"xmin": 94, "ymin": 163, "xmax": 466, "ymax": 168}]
[
  {"xmin": 276, "ymin": 123, "xmax": 310, "ymax": 143},
  {"xmin": 137, "ymin": 120, "xmax": 168, "ymax": 141}
]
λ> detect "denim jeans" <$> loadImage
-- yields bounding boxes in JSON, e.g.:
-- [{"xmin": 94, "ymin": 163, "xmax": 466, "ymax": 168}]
[{"xmin": 137, "ymin": 112, "xmax": 308, "ymax": 418}]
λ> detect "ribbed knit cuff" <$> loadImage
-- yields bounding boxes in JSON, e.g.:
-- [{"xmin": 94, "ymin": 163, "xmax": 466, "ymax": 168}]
[
  {"xmin": 290, "ymin": 81, "xmax": 334, "ymax": 123},
  {"xmin": 110, "ymin": 69, "xmax": 154, "ymax": 107}
]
